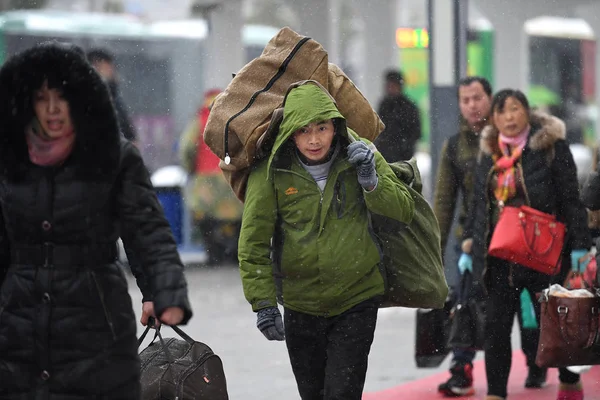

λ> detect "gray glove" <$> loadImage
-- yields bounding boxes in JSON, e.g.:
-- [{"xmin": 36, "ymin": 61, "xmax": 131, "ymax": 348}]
[
  {"xmin": 256, "ymin": 307, "xmax": 285, "ymax": 341},
  {"xmin": 347, "ymin": 141, "xmax": 378, "ymax": 190}
]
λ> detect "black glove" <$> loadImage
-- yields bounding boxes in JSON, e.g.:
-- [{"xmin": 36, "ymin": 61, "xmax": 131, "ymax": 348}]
[
  {"xmin": 256, "ymin": 306, "xmax": 285, "ymax": 341},
  {"xmin": 347, "ymin": 141, "xmax": 377, "ymax": 190}
]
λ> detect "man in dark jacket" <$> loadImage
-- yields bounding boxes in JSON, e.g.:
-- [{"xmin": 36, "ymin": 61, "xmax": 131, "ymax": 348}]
[
  {"xmin": 87, "ymin": 48, "xmax": 138, "ymax": 145},
  {"xmin": 375, "ymin": 70, "xmax": 421, "ymax": 162},
  {"xmin": 434, "ymin": 76, "xmax": 492, "ymax": 397}
]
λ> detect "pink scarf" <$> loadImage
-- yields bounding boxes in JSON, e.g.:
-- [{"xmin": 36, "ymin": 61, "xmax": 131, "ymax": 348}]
[
  {"xmin": 25, "ymin": 122, "xmax": 75, "ymax": 167},
  {"xmin": 498, "ymin": 125, "xmax": 530, "ymax": 150}
]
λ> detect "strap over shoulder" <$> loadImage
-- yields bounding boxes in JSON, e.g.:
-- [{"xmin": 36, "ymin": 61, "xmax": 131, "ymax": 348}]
[{"xmin": 386, "ymin": 158, "xmax": 422, "ymax": 194}]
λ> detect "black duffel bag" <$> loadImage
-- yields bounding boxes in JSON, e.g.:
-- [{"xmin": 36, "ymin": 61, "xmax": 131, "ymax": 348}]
[
  {"xmin": 414, "ymin": 288, "xmax": 454, "ymax": 368},
  {"xmin": 447, "ymin": 271, "xmax": 486, "ymax": 351},
  {"xmin": 138, "ymin": 319, "xmax": 229, "ymax": 399}
]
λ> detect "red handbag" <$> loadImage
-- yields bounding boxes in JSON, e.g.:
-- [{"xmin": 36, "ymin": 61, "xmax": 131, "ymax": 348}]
[{"xmin": 488, "ymin": 205, "xmax": 565, "ymax": 275}]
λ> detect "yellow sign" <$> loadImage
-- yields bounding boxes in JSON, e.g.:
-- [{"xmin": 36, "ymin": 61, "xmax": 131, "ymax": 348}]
[{"xmin": 396, "ymin": 28, "xmax": 429, "ymax": 49}]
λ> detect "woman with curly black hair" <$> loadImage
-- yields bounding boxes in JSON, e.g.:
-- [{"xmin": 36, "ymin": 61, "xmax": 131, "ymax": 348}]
[{"xmin": 0, "ymin": 42, "xmax": 193, "ymax": 398}]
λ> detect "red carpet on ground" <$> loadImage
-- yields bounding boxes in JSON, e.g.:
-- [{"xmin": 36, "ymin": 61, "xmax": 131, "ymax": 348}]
[{"xmin": 363, "ymin": 351, "xmax": 600, "ymax": 400}]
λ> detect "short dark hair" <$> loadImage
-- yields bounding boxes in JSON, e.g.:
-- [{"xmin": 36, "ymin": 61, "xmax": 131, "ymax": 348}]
[
  {"xmin": 491, "ymin": 89, "xmax": 530, "ymax": 113},
  {"xmin": 86, "ymin": 48, "xmax": 114, "ymax": 64},
  {"xmin": 458, "ymin": 76, "xmax": 492, "ymax": 97},
  {"xmin": 384, "ymin": 69, "xmax": 404, "ymax": 85}
]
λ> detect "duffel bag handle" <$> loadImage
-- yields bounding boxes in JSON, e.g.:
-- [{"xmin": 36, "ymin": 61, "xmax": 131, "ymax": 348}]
[
  {"xmin": 138, "ymin": 317, "xmax": 178, "ymax": 371},
  {"xmin": 138, "ymin": 317, "xmax": 195, "ymax": 350},
  {"xmin": 138, "ymin": 321, "xmax": 158, "ymax": 347},
  {"xmin": 170, "ymin": 324, "xmax": 195, "ymax": 345}
]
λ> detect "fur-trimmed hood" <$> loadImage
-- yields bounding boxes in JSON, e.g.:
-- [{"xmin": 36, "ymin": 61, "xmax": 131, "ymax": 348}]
[
  {"xmin": 480, "ymin": 111, "xmax": 566, "ymax": 156},
  {"xmin": 0, "ymin": 41, "xmax": 121, "ymax": 181}
]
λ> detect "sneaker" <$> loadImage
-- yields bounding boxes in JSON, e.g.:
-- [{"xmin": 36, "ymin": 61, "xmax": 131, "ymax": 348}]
[
  {"xmin": 525, "ymin": 366, "xmax": 548, "ymax": 388},
  {"xmin": 437, "ymin": 362, "xmax": 475, "ymax": 397},
  {"xmin": 556, "ymin": 382, "xmax": 584, "ymax": 400}
]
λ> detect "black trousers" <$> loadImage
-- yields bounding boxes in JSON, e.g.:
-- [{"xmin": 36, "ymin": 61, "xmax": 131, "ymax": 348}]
[
  {"xmin": 485, "ymin": 261, "xmax": 579, "ymax": 398},
  {"xmin": 284, "ymin": 298, "xmax": 379, "ymax": 400}
]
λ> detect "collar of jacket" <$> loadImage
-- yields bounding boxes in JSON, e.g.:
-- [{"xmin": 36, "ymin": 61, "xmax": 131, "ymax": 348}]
[
  {"xmin": 480, "ymin": 111, "xmax": 566, "ymax": 157},
  {"xmin": 458, "ymin": 117, "xmax": 483, "ymax": 146}
]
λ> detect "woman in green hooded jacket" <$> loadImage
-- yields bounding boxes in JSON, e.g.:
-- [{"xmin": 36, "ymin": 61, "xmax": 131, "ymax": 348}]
[{"xmin": 238, "ymin": 81, "xmax": 414, "ymax": 399}]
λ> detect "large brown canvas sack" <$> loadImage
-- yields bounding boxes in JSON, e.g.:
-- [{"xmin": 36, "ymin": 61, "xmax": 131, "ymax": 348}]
[
  {"xmin": 204, "ymin": 26, "xmax": 384, "ymax": 201},
  {"xmin": 326, "ymin": 62, "xmax": 382, "ymax": 139}
]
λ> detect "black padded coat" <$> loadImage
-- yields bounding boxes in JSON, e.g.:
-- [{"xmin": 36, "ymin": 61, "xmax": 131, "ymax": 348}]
[
  {"xmin": 0, "ymin": 42, "xmax": 192, "ymax": 399},
  {"xmin": 464, "ymin": 112, "xmax": 591, "ymax": 291}
]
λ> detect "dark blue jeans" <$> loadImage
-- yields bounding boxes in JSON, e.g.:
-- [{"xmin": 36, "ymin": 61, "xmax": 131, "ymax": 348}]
[{"xmin": 452, "ymin": 348, "xmax": 476, "ymax": 365}]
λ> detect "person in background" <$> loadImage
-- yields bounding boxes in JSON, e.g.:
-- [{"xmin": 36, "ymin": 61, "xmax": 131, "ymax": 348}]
[
  {"xmin": 434, "ymin": 76, "xmax": 491, "ymax": 397},
  {"xmin": 375, "ymin": 69, "xmax": 421, "ymax": 162},
  {"xmin": 87, "ymin": 48, "xmax": 138, "ymax": 145},
  {"xmin": 0, "ymin": 41, "xmax": 191, "ymax": 399},
  {"xmin": 179, "ymin": 89, "xmax": 244, "ymax": 264},
  {"xmin": 461, "ymin": 89, "xmax": 589, "ymax": 400}
]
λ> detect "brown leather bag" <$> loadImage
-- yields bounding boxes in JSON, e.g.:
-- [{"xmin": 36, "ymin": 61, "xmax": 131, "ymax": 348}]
[
  {"xmin": 535, "ymin": 290, "xmax": 600, "ymax": 367},
  {"xmin": 203, "ymin": 26, "xmax": 384, "ymax": 201}
]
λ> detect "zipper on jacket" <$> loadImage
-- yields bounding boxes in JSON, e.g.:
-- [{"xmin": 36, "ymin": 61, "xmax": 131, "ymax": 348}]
[
  {"xmin": 317, "ymin": 193, "xmax": 323, "ymax": 234},
  {"xmin": 516, "ymin": 163, "xmax": 532, "ymax": 207},
  {"xmin": 334, "ymin": 179, "xmax": 346, "ymax": 219},
  {"xmin": 223, "ymin": 37, "xmax": 312, "ymax": 163},
  {"xmin": 511, "ymin": 162, "xmax": 530, "ymax": 288},
  {"xmin": 44, "ymin": 169, "xmax": 55, "ymax": 223},
  {"xmin": 90, "ymin": 270, "xmax": 117, "ymax": 341}
]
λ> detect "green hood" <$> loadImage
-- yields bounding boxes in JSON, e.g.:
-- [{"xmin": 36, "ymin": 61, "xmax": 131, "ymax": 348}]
[{"xmin": 268, "ymin": 83, "xmax": 344, "ymax": 171}]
